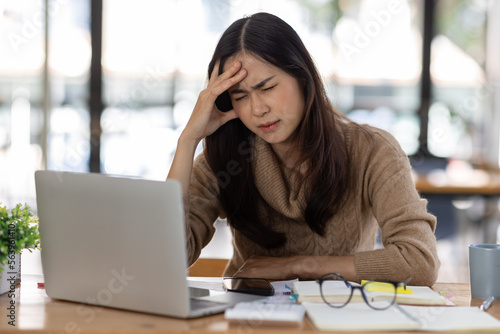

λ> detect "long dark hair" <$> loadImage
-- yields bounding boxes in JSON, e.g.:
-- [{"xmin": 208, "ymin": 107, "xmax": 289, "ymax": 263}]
[{"xmin": 205, "ymin": 12, "xmax": 351, "ymax": 249}]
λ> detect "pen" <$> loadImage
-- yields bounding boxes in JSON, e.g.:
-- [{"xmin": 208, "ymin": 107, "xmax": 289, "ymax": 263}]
[{"xmin": 480, "ymin": 296, "xmax": 494, "ymax": 312}]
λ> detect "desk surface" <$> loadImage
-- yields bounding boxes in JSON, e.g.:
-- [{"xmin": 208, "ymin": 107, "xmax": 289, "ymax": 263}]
[
  {"xmin": 1, "ymin": 275, "xmax": 500, "ymax": 333},
  {"xmin": 415, "ymin": 178, "xmax": 500, "ymax": 195},
  {"xmin": 413, "ymin": 169, "xmax": 500, "ymax": 196}
]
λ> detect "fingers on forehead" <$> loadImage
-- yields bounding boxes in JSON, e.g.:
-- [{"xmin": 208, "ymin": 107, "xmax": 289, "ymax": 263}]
[
  {"xmin": 215, "ymin": 58, "xmax": 229, "ymax": 75},
  {"xmin": 210, "ymin": 59, "xmax": 220, "ymax": 78},
  {"xmin": 214, "ymin": 58, "xmax": 222, "ymax": 71}
]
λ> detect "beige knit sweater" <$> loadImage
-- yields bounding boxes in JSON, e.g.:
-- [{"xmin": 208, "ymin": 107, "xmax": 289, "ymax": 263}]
[{"xmin": 184, "ymin": 122, "xmax": 440, "ymax": 286}]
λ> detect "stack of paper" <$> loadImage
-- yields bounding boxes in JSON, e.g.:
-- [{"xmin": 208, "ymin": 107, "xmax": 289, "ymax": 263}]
[{"xmin": 292, "ymin": 281, "xmax": 449, "ymax": 306}]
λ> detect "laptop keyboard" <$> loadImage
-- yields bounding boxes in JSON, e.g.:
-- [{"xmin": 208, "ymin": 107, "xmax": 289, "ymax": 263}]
[{"xmin": 190, "ymin": 298, "xmax": 228, "ymax": 311}]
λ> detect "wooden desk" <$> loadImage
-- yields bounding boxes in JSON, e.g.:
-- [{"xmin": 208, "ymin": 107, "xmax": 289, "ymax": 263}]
[
  {"xmin": 413, "ymin": 171, "xmax": 500, "ymax": 244},
  {"xmin": 1, "ymin": 275, "xmax": 500, "ymax": 333},
  {"xmin": 415, "ymin": 179, "xmax": 500, "ymax": 196},
  {"xmin": 414, "ymin": 172, "xmax": 500, "ymax": 196}
]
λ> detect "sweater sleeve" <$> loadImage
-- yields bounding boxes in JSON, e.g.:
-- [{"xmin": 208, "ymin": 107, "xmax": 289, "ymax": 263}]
[
  {"xmin": 353, "ymin": 128, "xmax": 440, "ymax": 286},
  {"xmin": 184, "ymin": 153, "xmax": 225, "ymax": 266}
]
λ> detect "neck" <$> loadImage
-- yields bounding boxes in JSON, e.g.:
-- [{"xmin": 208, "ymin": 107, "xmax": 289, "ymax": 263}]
[
  {"xmin": 271, "ymin": 142, "xmax": 293, "ymax": 167},
  {"xmin": 271, "ymin": 143, "xmax": 308, "ymax": 175}
]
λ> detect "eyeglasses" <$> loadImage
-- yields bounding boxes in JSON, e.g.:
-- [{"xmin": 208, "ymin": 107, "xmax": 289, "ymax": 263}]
[{"xmin": 315, "ymin": 273, "xmax": 412, "ymax": 310}]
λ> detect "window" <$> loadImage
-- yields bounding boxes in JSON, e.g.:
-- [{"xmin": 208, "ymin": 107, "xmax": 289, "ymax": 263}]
[
  {"xmin": 429, "ymin": 0, "xmax": 489, "ymax": 161},
  {"xmin": 1, "ymin": 0, "xmax": 498, "ymax": 206},
  {"xmin": 325, "ymin": 0, "xmax": 423, "ymax": 155}
]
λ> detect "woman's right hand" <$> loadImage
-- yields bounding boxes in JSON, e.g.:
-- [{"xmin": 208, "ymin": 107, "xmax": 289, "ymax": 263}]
[
  {"xmin": 181, "ymin": 59, "xmax": 247, "ymax": 144},
  {"xmin": 167, "ymin": 59, "xmax": 247, "ymax": 193}
]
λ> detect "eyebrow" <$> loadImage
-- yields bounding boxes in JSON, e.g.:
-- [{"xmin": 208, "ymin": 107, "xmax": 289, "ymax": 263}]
[{"xmin": 229, "ymin": 75, "xmax": 276, "ymax": 95}]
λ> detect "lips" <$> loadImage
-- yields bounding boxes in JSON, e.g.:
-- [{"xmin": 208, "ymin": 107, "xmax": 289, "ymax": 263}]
[{"xmin": 258, "ymin": 121, "xmax": 280, "ymax": 133}]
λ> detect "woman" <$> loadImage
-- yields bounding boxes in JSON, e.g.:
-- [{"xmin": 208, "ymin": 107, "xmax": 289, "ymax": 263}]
[{"xmin": 167, "ymin": 12, "xmax": 440, "ymax": 286}]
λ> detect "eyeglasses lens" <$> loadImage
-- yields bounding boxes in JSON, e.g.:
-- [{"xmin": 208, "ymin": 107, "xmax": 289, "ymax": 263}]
[
  {"xmin": 362, "ymin": 281, "xmax": 397, "ymax": 310},
  {"xmin": 320, "ymin": 274, "xmax": 351, "ymax": 307}
]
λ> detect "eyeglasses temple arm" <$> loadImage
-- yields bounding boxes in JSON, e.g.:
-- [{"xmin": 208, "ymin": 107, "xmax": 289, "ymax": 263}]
[{"xmin": 401, "ymin": 276, "xmax": 412, "ymax": 290}]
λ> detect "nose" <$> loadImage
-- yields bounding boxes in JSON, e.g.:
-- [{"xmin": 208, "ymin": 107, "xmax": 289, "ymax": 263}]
[{"xmin": 250, "ymin": 94, "xmax": 269, "ymax": 117}]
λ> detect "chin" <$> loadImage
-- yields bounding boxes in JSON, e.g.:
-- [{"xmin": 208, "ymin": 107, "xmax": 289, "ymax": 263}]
[{"xmin": 261, "ymin": 137, "xmax": 286, "ymax": 147}]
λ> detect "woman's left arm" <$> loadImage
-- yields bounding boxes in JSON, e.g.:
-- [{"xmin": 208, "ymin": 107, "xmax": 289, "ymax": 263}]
[
  {"xmin": 233, "ymin": 255, "xmax": 357, "ymax": 281},
  {"xmin": 351, "ymin": 129, "xmax": 440, "ymax": 286},
  {"xmin": 234, "ymin": 128, "xmax": 440, "ymax": 285}
]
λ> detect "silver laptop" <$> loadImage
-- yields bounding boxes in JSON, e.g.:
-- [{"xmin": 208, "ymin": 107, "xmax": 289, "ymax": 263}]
[{"xmin": 34, "ymin": 170, "xmax": 262, "ymax": 318}]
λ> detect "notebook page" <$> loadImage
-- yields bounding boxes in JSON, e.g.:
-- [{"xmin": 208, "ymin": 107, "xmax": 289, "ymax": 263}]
[
  {"xmin": 303, "ymin": 302, "xmax": 420, "ymax": 331},
  {"xmin": 401, "ymin": 305, "xmax": 500, "ymax": 331}
]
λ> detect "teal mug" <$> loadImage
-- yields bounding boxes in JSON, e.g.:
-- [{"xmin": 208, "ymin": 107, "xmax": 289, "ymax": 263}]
[{"xmin": 469, "ymin": 244, "xmax": 500, "ymax": 299}]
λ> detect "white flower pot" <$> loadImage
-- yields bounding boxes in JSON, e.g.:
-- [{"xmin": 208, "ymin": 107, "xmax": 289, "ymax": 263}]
[{"xmin": 0, "ymin": 253, "xmax": 21, "ymax": 295}]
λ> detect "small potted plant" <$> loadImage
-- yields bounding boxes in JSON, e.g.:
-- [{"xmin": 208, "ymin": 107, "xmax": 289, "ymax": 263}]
[{"xmin": 0, "ymin": 203, "xmax": 41, "ymax": 294}]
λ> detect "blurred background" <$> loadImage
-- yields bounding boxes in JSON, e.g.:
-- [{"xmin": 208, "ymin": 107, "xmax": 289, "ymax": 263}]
[{"xmin": 1, "ymin": 0, "xmax": 499, "ymax": 282}]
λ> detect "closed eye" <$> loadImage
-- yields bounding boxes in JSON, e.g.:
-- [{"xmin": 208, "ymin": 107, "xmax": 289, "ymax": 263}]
[
  {"xmin": 262, "ymin": 84, "xmax": 276, "ymax": 92},
  {"xmin": 233, "ymin": 84, "xmax": 276, "ymax": 101}
]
